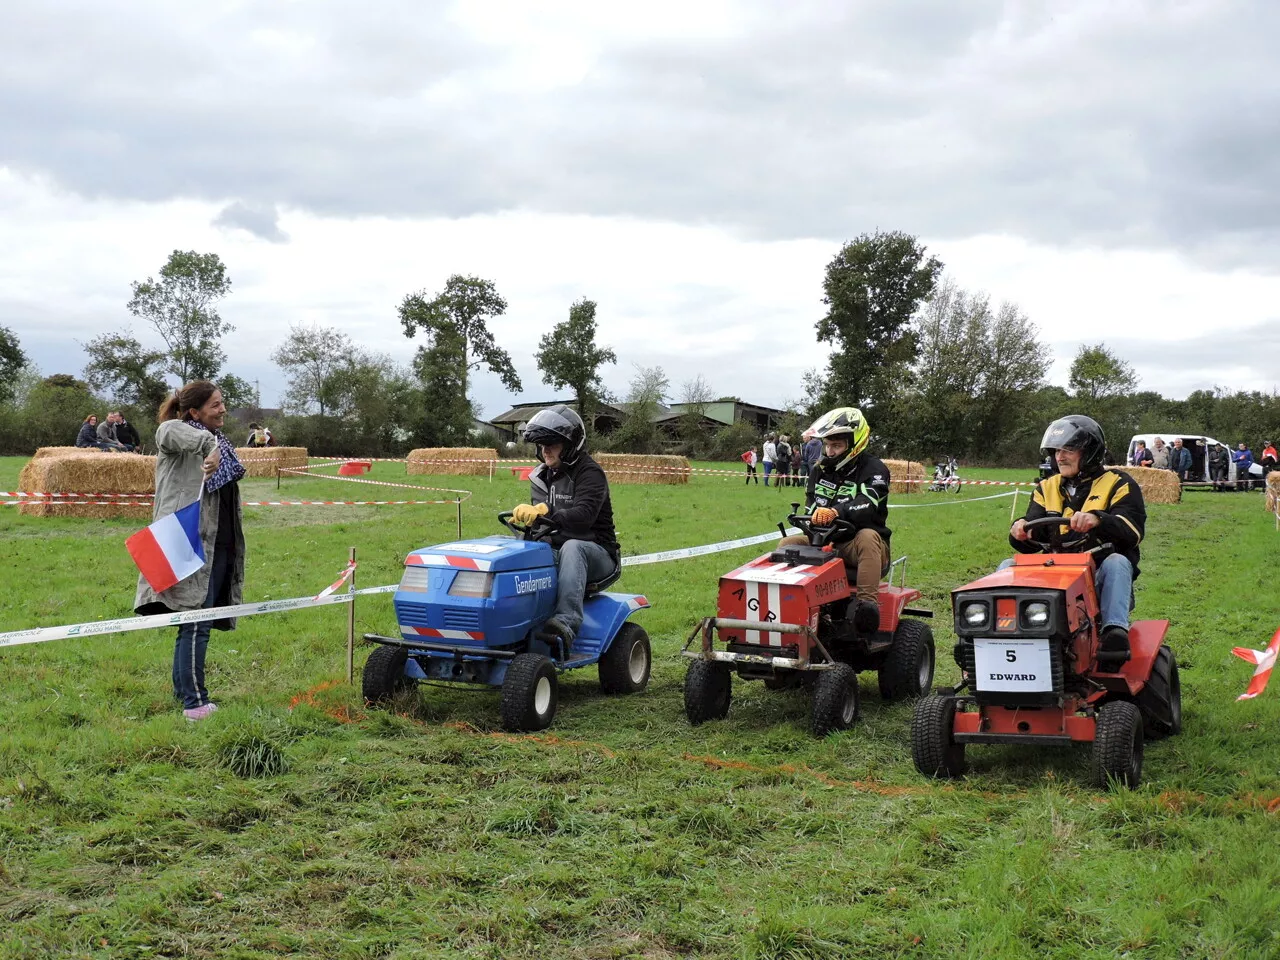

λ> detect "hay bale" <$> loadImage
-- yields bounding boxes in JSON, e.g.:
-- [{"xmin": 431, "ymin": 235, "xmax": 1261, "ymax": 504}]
[
  {"xmin": 884, "ymin": 459, "xmax": 926, "ymax": 494},
  {"xmin": 33, "ymin": 446, "xmax": 103, "ymax": 459},
  {"xmin": 234, "ymin": 446, "xmax": 309, "ymax": 478},
  {"xmin": 1266, "ymin": 473, "xmax": 1280, "ymax": 514},
  {"xmin": 17, "ymin": 453, "xmax": 155, "ymax": 519},
  {"xmin": 594, "ymin": 453, "xmax": 691, "ymax": 485},
  {"xmin": 1125, "ymin": 466, "xmax": 1182, "ymax": 505},
  {"xmin": 406, "ymin": 447, "xmax": 497, "ymax": 477}
]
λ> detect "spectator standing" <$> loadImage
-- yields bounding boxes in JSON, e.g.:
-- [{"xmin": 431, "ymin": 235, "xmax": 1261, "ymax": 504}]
[
  {"xmin": 1130, "ymin": 440, "xmax": 1154, "ymax": 467},
  {"xmin": 791, "ymin": 441, "xmax": 802, "ymax": 486},
  {"xmin": 762, "ymin": 435, "xmax": 777, "ymax": 487},
  {"xmin": 802, "ymin": 430, "xmax": 821, "ymax": 478},
  {"xmin": 1150, "ymin": 437, "xmax": 1170, "ymax": 470},
  {"xmin": 741, "ymin": 448, "xmax": 758, "ymax": 485},
  {"xmin": 1169, "ymin": 438, "xmax": 1192, "ymax": 482},
  {"xmin": 1262, "ymin": 440, "xmax": 1277, "ymax": 475},
  {"xmin": 1209, "ymin": 443, "xmax": 1229, "ymax": 491},
  {"xmin": 1232, "ymin": 442, "xmax": 1254, "ymax": 491},
  {"xmin": 774, "ymin": 434, "xmax": 792, "ymax": 489},
  {"xmin": 136, "ymin": 381, "xmax": 246, "ymax": 722}
]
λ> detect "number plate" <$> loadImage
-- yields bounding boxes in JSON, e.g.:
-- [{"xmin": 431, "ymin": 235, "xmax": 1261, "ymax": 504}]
[{"xmin": 973, "ymin": 638, "xmax": 1054, "ymax": 692}]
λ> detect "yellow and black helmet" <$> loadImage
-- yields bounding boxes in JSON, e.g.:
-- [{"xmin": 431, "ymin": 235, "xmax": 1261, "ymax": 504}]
[{"xmin": 808, "ymin": 406, "xmax": 870, "ymax": 471}]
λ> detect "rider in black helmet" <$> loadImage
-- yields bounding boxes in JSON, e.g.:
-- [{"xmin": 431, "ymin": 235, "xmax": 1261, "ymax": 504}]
[
  {"xmin": 1008, "ymin": 415, "xmax": 1147, "ymax": 668},
  {"xmin": 511, "ymin": 405, "xmax": 619, "ymax": 643}
]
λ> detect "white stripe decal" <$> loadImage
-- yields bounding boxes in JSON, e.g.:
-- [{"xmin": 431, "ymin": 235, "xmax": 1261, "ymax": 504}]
[
  {"xmin": 766, "ymin": 582, "xmax": 781, "ymax": 646},
  {"xmin": 745, "ymin": 580, "xmax": 760, "ymax": 645}
]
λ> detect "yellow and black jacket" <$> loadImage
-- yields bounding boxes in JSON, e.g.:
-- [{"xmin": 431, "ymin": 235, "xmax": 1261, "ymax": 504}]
[{"xmin": 1011, "ymin": 468, "xmax": 1146, "ymax": 577}]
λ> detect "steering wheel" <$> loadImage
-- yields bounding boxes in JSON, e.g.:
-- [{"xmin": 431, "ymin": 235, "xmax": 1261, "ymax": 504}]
[
  {"xmin": 1020, "ymin": 515, "xmax": 1100, "ymax": 553},
  {"xmin": 498, "ymin": 510, "xmax": 556, "ymax": 540},
  {"xmin": 786, "ymin": 511, "xmax": 854, "ymax": 548}
]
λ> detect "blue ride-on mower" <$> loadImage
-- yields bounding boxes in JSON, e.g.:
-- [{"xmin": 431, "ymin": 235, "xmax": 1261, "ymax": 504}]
[{"xmin": 362, "ymin": 512, "xmax": 652, "ymax": 731}]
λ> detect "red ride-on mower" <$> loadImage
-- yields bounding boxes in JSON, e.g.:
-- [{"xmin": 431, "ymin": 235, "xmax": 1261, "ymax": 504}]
[
  {"xmin": 682, "ymin": 506, "xmax": 935, "ymax": 736},
  {"xmin": 912, "ymin": 517, "xmax": 1182, "ymax": 788}
]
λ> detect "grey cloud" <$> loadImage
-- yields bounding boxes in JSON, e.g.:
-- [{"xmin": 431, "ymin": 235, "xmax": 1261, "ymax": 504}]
[
  {"xmin": 213, "ymin": 201, "xmax": 288, "ymax": 242},
  {"xmin": 3, "ymin": 1, "xmax": 1280, "ymax": 267}
]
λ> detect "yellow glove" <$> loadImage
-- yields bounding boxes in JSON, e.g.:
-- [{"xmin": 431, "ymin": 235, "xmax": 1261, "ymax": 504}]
[
  {"xmin": 513, "ymin": 502, "xmax": 549, "ymax": 525},
  {"xmin": 811, "ymin": 506, "xmax": 838, "ymax": 526}
]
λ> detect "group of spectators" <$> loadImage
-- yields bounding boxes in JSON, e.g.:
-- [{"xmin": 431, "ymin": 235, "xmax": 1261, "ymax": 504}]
[
  {"xmin": 1129, "ymin": 435, "xmax": 1277, "ymax": 490},
  {"xmin": 742, "ymin": 431, "xmax": 822, "ymax": 487},
  {"xmin": 75, "ymin": 412, "xmax": 141, "ymax": 453}
]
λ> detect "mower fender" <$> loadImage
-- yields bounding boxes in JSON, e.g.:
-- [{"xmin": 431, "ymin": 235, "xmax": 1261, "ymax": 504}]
[
  {"xmin": 1095, "ymin": 619, "xmax": 1170, "ymax": 696},
  {"xmin": 573, "ymin": 593, "xmax": 650, "ymax": 662},
  {"xmin": 876, "ymin": 584, "xmax": 924, "ymax": 632}
]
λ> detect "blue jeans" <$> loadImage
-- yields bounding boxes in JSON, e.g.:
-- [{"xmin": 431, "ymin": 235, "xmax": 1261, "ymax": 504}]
[
  {"xmin": 553, "ymin": 540, "xmax": 617, "ymax": 638},
  {"xmin": 998, "ymin": 552, "xmax": 1134, "ymax": 630},
  {"xmin": 173, "ymin": 547, "xmax": 231, "ymax": 709},
  {"xmin": 763, "ymin": 462, "xmax": 773, "ymax": 486}
]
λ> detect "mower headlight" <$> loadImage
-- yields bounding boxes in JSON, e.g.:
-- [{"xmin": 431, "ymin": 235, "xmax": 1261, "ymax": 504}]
[
  {"xmin": 447, "ymin": 571, "xmax": 494, "ymax": 598},
  {"xmin": 960, "ymin": 601, "xmax": 988, "ymax": 628},
  {"xmin": 1022, "ymin": 601, "xmax": 1051, "ymax": 628}
]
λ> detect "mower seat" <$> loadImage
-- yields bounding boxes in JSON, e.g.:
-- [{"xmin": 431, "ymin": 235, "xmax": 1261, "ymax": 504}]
[{"xmin": 585, "ymin": 563, "xmax": 622, "ymax": 596}]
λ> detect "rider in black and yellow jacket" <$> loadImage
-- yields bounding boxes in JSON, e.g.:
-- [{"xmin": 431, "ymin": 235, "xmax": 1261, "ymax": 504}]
[
  {"xmin": 1010, "ymin": 415, "xmax": 1146, "ymax": 666},
  {"xmin": 776, "ymin": 407, "xmax": 890, "ymax": 634}
]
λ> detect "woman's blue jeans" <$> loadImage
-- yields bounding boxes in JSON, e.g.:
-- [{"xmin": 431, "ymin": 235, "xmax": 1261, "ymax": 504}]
[{"xmin": 172, "ymin": 548, "xmax": 230, "ymax": 709}]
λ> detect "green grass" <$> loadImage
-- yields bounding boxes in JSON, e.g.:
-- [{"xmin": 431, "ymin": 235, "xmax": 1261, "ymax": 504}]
[{"xmin": 1, "ymin": 456, "xmax": 1278, "ymax": 958}]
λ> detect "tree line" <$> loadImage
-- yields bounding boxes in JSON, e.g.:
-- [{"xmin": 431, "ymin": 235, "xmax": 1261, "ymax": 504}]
[{"xmin": 0, "ymin": 239, "xmax": 1275, "ymax": 462}]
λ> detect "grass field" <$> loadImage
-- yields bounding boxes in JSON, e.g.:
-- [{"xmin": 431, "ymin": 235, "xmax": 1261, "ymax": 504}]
[{"xmin": 2, "ymin": 456, "xmax": 1279, "ymax": 959}]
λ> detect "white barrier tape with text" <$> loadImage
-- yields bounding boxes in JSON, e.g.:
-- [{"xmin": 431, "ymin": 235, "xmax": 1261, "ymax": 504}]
[{"xmin": 0, "ymin": 491, "xmax": 1014, "ymax": 649}]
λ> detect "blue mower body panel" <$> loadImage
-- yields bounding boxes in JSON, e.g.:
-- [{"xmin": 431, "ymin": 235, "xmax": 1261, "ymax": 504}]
[{"xmin": 391, "ymin": 535, "xmax": 647, "ymax": 686}]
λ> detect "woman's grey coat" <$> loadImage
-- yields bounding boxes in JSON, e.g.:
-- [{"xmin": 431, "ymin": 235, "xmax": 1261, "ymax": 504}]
[{"xmin": 134, "ymin": 419, "xmax": 246, "ymax": 629}]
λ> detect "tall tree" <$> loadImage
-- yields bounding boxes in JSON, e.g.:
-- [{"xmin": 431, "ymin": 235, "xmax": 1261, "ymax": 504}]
[
  {"xmin": 611, "ymin": 365, "xmax": 669, "ymax": 454},
  {"xmin": 535, "ymin": 298, "xmax": 617, "ymax": 436},
  {"xmin": 216, "ymin": 373, "xmax": 257, "ymax": 412},
  {"xmin": 81, "ymin": 330, "xmax": 169, "ymax": 410},
  {"xmin": 0, "ymin": 325, "xmax": 28, "ymax": 405},
  {"xmin": 271, "ymin": 322, "xmax": 358, "ymax": 415},
  {"xmin": 677, "ymin": 373, "xmax": 716, "ymax": 449},
  {"xmin": 398, "ymin": 275, "xmax": 521, "ymax": 408},
  {"xmin": 127, "ymin": 250, "xmax": 233, "ymax": 383},
  {"xmin": 1068, "ymin": 343, "xmax": 1136, "ymax": 403},
  {"xmin": 411, "ymin": 325, "xmax": 474, "ymax": 446},
  {"xmin": 817, "ymin": 230, "xmax": 943, "ymax": 425}
]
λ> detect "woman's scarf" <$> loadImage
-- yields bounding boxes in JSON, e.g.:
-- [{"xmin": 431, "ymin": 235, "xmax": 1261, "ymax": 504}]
[{"xmin": 188, "ymin": 419, "xmax": 246, "ymax": 491}]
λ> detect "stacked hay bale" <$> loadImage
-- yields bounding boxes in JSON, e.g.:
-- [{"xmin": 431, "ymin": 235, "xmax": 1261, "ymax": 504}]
[
  {"xmin": 884, "ymin": 459, "xmax": 926, "ymax": 494},
  {"xmin": 1266, "ymin": 473, "xmax": 1280, "ymax": 515},
  {"xmin": 17, "ymin": 453, "xmax": 155, "ymax": 519},
  {"xmin": 33, "ymin": 446, "xmax": 102, "ymax": 459},
  {"xmin": 1125, "ymin": 466, "xmax": 1182, "ymax": 504},
  {"xmin": 234, "ymin": 447, "xmax": 309, "ymax": 478},
  {"xmin": 406, "ymin": 448, "xmax": 497, "ymax": 477},
  {"xmin": 594, "ymin": 453, "xmax": 691, "ymax": 484}
]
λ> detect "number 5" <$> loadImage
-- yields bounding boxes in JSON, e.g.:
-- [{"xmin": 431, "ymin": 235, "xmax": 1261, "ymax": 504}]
[{"xmin": 1005, "ymin": 650, "xmax": 1016, "ymax": 663}]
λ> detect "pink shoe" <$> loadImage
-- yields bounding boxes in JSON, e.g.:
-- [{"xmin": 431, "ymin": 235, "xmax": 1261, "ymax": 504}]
[{"xmin": 183, "ymin": 703, "xmax": 218, "ymax": 722}]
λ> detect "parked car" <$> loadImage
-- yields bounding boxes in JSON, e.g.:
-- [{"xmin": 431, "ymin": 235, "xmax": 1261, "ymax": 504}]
[{"xmin": 1126, "ymin": 433, "xmax": 1232, "ymax": 483}]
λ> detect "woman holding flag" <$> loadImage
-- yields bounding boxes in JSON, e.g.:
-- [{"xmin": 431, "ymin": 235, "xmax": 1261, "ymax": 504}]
[{"xmin": 133, "ymin": 381, "xmax": 246, "ymax": 721}]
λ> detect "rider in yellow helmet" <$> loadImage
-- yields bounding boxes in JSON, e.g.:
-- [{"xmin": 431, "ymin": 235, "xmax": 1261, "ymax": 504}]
[{"xmin": 776, "ymin": 407, "xmax": 890, "ymax": 634}]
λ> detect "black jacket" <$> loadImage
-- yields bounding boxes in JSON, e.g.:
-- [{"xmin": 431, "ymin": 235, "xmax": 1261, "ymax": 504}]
[
  {"xmin": 530, "ymin": 453, "xmax": 619, "ymax": 556},
  {"xmin": 1012, "ymin": 468, "xmax": 1146, "ymax": 577},
  {"xmin": 117, "ymin": 420, "xmax": 141, "ymax": 448},
  {"xmin": 804, "ymin": 453, "xmax": 891, "ymax": 547}
]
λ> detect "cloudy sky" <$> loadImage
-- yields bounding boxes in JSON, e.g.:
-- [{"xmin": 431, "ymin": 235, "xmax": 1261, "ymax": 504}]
[{"xmin": 2, "ymin": 0, "xmax": 1278, "ymax": 419}]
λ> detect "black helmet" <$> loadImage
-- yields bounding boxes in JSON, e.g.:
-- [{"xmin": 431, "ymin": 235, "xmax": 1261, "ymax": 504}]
[
  {"xmin": 1040, "ymin": 415, "xmax": 1106, "ymax": 475},
  {"xmin": 522, "ymin": 405, "xmax": 586, "ymax": 463}
]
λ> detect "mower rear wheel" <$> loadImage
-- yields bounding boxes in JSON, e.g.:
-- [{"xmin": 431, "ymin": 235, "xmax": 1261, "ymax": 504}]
[
  {"xmin": 911, "ymin": 695, "xmax": 966, "ymax": 778},
  {"xmin": 878, "ymin": 620, "xmax": 936, "ymax": 701},
  {"xmin": 811, "ymin": 663, "xmax": 860, "ymax": 736},
  {"xmin": 1092, "ymin": 700, "xmax": 1144, "ymax": 789},
  {"xmin": 684, "ymin": 660, "xmax": 731, "ymax": 725},
  {"xmin": 1136, "ymin": 645, "xmax": 1182, "ymax": 739},
  {"xmin": 362, "ymin": 645, "xmax": 411, "ymax": 706},
  {"xmin": 598, "ymin": 622, "xmax": 652, "ymax": 694},
  {"xmin": 501, "ymin": 654, "xmax": 559, "ymax": 732}
]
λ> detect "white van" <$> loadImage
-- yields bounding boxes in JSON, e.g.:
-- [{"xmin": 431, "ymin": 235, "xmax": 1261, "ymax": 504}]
[{"xmin": 1126, "ymin": 433, "xmax": 1233, "ymax": 483}]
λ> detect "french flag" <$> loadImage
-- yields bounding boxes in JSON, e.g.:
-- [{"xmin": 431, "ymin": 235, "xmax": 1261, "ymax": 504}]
[{"xmin": 127, "ymin": 498, "xmax": 205, "ymax": 593}]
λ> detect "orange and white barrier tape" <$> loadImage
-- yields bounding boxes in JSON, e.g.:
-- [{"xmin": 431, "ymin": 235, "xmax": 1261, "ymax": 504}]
[
  {"xmin": 314, "ymin": 560, "xmax": 357, "ymax": 601},
  {"xmin": 1233, "ymin": 626, "xmax": 1280, "ymax": 700}
]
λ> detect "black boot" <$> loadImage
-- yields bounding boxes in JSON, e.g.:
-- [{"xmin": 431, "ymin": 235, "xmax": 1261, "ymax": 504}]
[
  {"xmin": 852, "ymin": 600, "xmax": 881, "ymax": 635},
  {"xmin": 1097, "ymin": 626, "xmax": 1131, "ymax": 670}
]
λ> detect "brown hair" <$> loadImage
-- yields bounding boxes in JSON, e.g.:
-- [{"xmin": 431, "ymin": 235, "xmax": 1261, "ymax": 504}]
[
  {"xmin": 84, "ymin": 413, "xmax": 98, "ymax": 423},
  {"xmin": 158, "ymin": 380, "xmax": 220, "ymax": 424}
]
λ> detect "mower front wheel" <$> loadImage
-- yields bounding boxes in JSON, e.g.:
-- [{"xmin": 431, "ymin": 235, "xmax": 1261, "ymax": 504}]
[
  {"xmin": 911, "ymin": 695, "xmax": 966, "ymax": 779},
  {"xmin": 1136, "ymin": 644, "xmax": 1182, "ymax": 739},
  {"xmin": 879, "ymin": 620, "xmax": 936, "ymax": 701},
  {"xmin": 362, "ymin": 645, "xmax": 411, "ymax": 706},
  {"xmin": 501, "ymin": 654, "xmax": 559, "ymax": 732},
  {"xmin": 684, "ymin": 660, "xmax": 731, "ymax": 725},
  {"xmin": 811, "ymin": 663, "xmax": 860, "ymax": 736},
  {"xmin": 598, "ymin": 622, "xmax": 652, "ymax": 695},
  {"xmin": 1092, "ymin": 700, "xmax": 1144, "ymax": 789}
]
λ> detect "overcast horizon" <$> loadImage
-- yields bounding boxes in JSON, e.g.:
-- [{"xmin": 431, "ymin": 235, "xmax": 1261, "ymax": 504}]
[{"xmin": 3, "ymin": 0, "xmax": 1278, "ymax": 421}]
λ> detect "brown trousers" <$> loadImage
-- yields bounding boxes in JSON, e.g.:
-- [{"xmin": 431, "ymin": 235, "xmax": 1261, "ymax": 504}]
[{"xmin": 779, "ymin": 528, "xmax": 890, "ymax": 603}]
